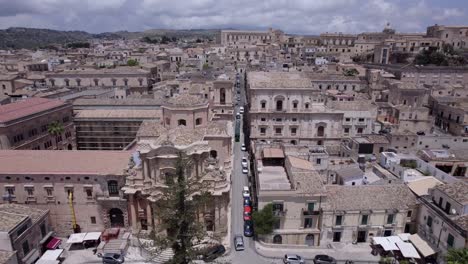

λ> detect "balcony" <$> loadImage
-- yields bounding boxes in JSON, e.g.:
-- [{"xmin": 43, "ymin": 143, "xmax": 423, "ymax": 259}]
[
  {"xmin": 302, "ymin": 208, "xmax": 320, "ymax": 216},
  {"xmin": 26, "ymin": 196, "xmax": 37, "ymax": 203},
  {"xmin": 273, "ymin": 210, "xmax": 287, "ymax": 217},
  {"xmin": 46, "ymin": 196, "xmax": 56, "ymax": 203}
]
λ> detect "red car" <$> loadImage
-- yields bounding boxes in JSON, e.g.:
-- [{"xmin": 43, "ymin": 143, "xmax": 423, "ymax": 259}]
[{"xmin": 243, "ymin": 205, "xmax": 252, "ymax": 221}]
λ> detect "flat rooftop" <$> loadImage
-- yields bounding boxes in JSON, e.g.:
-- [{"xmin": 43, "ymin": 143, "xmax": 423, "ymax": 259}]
[
  {"xmin": 258, "ymin": 163, "xmax": 291, "ymax": 191},
  {"xmin": 0, "ymin": 150, "xmax": 131, "ymax": 175},
  {"xmin": 0, "ymin": 98, "xmax": 67, "ymax": 123}
]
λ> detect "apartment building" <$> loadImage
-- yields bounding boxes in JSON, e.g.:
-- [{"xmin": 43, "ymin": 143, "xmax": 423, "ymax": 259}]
[
  {"xmin": 431, "ymin": 97, "xmax": 468, "ymax": 136},
  {"xmin": 0, "ymin": 204, "xmax": 49, "ymax": 264},
  {"xmin": 253, "ymin": 144, "xmax": 326, "ymax": 246},
  {"xmin": 322, "ymin": 185, "xmax": 418, "ymax": 244},
  {"xmin": 247, "ymin": 72, "xmax": 369, "ymax": 145},
  {"xmin": 416, "ymin": 182, "xmax": 468, "ymax": 261},
  {"xmin": 252, "ymin": 143, "xmax": 418, "ymax": 246},
  {"xmin": 426, "ymin": 24, "xmax": 468, "ymax": 49},
  {"xmin": 0, "ymin": 98, "xmax": 75, "ymax": 150},
  {"xmin": 0, "ymin": 150, "xmax": 132, "ymax": 236},
  {"xmin": 73, "ymin": 98, "xmax": 163, "ymax": 150}
]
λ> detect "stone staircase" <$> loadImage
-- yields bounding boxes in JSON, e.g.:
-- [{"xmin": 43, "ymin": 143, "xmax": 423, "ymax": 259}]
[{"xmin": 149, "ymin": 248, "xmax": 174, "ymax": 264}]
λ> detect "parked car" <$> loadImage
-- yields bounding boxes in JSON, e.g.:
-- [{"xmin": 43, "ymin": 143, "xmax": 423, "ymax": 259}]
[
  {"xmin": 242, "ymin": 167, "xmax": 249, "ymax": 174},
  {"xmin": 102, "ymin": 253, "xmax": 125, "ymax": 264},
  {"xmin": 201, "ymin": 245, "xmax": 226, "ymax": 262},
  {"xmin": 283, "ymin": 254, "xmax": 305, "ymax": 264},
  {"xmin": 241, "ymin": 143, "xmax": 246, "ymax": 151},
  {"xmin": 239, "ymin": 107, "xmax": 244, "ymax": 114},
  {"xmin": 314, "ymin": 254, "xmax": 336, "ymax": 264},
  {"xmin": 234, "ymin": 235, "xmax": 244, "ymax": 251},
  {"xmin": 243, "ymin": 220, "xmax": 254, "ymax": 237},
  {"xmin": 243, "ymin": 197, "xmax": 252, "ymax": 206},
  {"xmin": 243, "ymin": 205, "xmax": 252, "ymax": 221},
  {"xmin": 242, "ymin": 186, "xmax": 250, "ymax": 198},
  {"xmin": 241, "ymin": 157, "xmax": 248, "ymax": 167}
]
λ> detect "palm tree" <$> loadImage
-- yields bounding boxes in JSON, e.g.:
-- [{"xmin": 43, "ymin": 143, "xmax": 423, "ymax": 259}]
[
  {"xmin": 446, "ymin": 248, "xmax": 468, "ymax": 264},
  {"xmin": 48, "ymin": 121, "xmax": 64, "ymax": 136}
]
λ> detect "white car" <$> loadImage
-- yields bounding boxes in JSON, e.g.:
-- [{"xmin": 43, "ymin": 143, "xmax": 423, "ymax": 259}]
[
  {"xmin": 242, "ymin": 167, "xmax": 248, "ymax": 174},
  {"xmin": 239, "ymin": 107, "xmax": 244, "ymax": 114},
  {"xmin": 242, "ymin": 186, "xmax": 250, "ymax": 198},
  {"xmin": 241, "ymin": 144, "xmax": 246, "ymax": 151},
  {"xmin": 241, "ymin": 157, "xmax": 248, "ymax": 168}
]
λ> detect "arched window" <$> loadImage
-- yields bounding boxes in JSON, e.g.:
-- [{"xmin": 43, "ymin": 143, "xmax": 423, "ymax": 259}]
[
  {"xmin": 220, "ymin": 88, "xmax": 226, "ymax": 105},
  {"xmin": 273, "ymin": 235, "xmax": 282, "ymax": 244},
  {"xmin": 210, "ymin": 150, "xmax": 217, "ymax": 159},
  {"xmin": 317, "ymin": 126, "xmax": 325, "ymax": 137},
  {"xmin": 178, "ymin": 119, "xmax": 186, "ymax": 126},
  {"xmin": 260, "ymin": 100, "xmax": 267, "ymax": 109},
  {"xmin": 305, "ymin": 103, "xmax": 310, "ymax": 109},
  {"xmin": 276, "ymin": 100, "xmax": 283, "ymax": 111},
  {"xmin": 108, "ymin": 180, "xmax": 119, "ymax": 196},
  {"xmin": 196, "ymin": 118, "xmax": 202, "ymax": 126}
]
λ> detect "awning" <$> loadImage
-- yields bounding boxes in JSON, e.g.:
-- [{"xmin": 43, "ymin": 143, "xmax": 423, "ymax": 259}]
[
  {"xmin": 84, "ymin": 232, "xmax": 102, "ymax": 241},
  {"xmin": 38, "ymin": 249, "xmax": 64, "ymax": 261},
  {"xmin": 396, "ymin": 241, "xmax": 421, "ymax": 259},
  {"xmin": 66, "ymin": 233, "xmax": 87, "ymax": 244},
  {"xmin": 398, "ymin": 233, "xmax": 411, "ymax": 241},
  {"xmin": 386, "ymin": 236, "xmax": 404, "ymax": 245},
  {"xmin": 409, "ymin": 234, "xmax": 437, "ymax": 257},
  {"xmin": 372, "ymin": 237, "xmax": 398, "ymax": 251},
  {"xmin": 46, "ymin": 237, "xmax": 61, "ymax": 249}
]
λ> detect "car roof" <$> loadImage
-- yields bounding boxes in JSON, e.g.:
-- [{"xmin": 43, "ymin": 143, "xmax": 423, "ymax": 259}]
[{"xmin": 286, "ymin": 254, "xmax": 300, "ymax": 258}]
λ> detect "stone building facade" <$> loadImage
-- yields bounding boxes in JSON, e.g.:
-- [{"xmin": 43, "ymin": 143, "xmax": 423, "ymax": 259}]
[
  {"xmin": 0, "ymin": 98, "xmax": 75, "ymax": 150},
  {"xmin": 0, "ymin": 150, "xmax": 132, "ymax": 236}
]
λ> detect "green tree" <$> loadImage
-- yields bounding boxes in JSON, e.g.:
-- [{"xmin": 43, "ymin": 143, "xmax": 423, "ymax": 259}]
[
  {"xmin": 151, "ymin": 153, "xmax": 213, "ymax": 264},
  {"xmin": 343, "ymin": 68, "xmax": 359, "ymax": 76},
  {"xmin": 446, "ymin": 248, "xmax": 468, "ymax": 264},
  {"xmin": 252, "ymin": 203, "xmax": 277, "ymax": 235},
  {"xmin": 47, "ymin": 121, "xmax": 64, "ymax": 136},
  {"xmin": 127, "ymin": 59, "xmax": 139, "ymax": 66}
]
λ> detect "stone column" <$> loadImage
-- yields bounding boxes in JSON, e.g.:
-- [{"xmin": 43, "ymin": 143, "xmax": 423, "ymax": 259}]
[
  {"xmin": 147, "ymin": 202, "xmax": 154, "ymax": 232},
  {"xmin": 129, "ymin": 195, "xmax": 138, "ymax": 233}
]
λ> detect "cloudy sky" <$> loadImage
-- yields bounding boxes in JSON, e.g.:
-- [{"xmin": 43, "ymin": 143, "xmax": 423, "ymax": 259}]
[{"xmin": 0, "ymin": 0, "xmax": 466, "ymax": 34}]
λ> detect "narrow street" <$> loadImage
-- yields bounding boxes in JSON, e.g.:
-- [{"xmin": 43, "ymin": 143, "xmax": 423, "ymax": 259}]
[{"xmin": 228, "ymin": 72, "xmax": 282, "ymax": 264}]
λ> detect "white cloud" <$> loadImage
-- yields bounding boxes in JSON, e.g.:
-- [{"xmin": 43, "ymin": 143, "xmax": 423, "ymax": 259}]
[{"xmin": 0, "ymin": 0, "xmax": 466, "ymax": 33}]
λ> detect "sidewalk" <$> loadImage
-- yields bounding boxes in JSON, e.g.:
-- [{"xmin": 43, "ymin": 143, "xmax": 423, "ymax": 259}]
[{"xmin": 254, "ymin": 240, "xmax": 380, "ymax": 263}]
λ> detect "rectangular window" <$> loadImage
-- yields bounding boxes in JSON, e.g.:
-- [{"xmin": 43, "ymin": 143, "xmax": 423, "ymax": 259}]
[
  {"xmin": 445, "ymin": 202, "xmax": 452, "ymax": 214},
  {"xmin": 290, "ymin": 127, "xmax": 297, "ymax": 135},
  {"xmin": 336, "ymin": 215, "xmax": 343, "ymax": 226},
  {"xmin": 357, "ymin": 128, "xmax": 363, "ymax": 134},
  {"xmin": 307, "ymin": 202, "xmax": 315, "ymax": 212},
  {"xmin": 40, "ymin": 224, "xmax": 46, "ymax": 237},
  {"xmin": 358, "ymin": 118, "xmax": 365, "ymax": 122},
  {"xmin": 272, "ymin": 203, "xmax": 284, "ymax": 212},
  {"xmin": 17, "ymin": 224, "xmax": 28, "ymax": 237},
  {"xmin": 386, "ymin": 214, "xmax": 394, "ymax": 224},
  {"xmin": 45, "ymin": 188, "xmax": 53, "ymax": 197},
  {"xmin": 333, "ymin": 232, "xmax": 341, "ymax": 242},
  {"xmin": 261, "ymin": 102, "xmax": 266, "ymax": 109},
  {"xmin": 275, "ymin": 127, "xmax": 282, "ymax": 135},
  {"xmin": 6, "ymin": 187, "xmax": 15, "ymax": 196},
  {"xmin": 427, "ymin": 215, "xmax": 433, "ymax": 227},
  {"xmin": 292, "ymin": 118, "xmax": 297, "ymax": 122},
  {"xmin": 25, "ymin": 187, "xmax": 34, "ymax": 197},
  {"xmin": 22, "ymin": 241, "xmax": 30, "ymax": 256},
  {"xmin": 260, "ymin": 118, "xmax": 266, "ymax": 122},
  {"xmin": 407, "ymin": 211, "xmax": 412, "ymax": 218},
  {"xmin": 90, "ymin": 216, "xmax": 97, "ymax": 224},
  {"xmin": 344, "ymin": 128, "xmax": 350, "ymax": 133},
  {"xmin": 260, "ymin": 127, "xmax": 266, "ymax": 135},
  {"xmin": 304, "ymin": 218, "xmax": 313, "ymax": 228},
  {"xmin": 361, "ymin": 215, "xmax": 369, "ymax": 225},
  {"xmin": 447, "ymin": 233, "xmax": 455, "ymax": 248},
  {"xmin": 85, "ymin": 188, "xmax": 93, "ymax": 198}
]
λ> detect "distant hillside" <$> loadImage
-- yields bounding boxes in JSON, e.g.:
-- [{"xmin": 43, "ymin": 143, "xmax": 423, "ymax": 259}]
[{"xmin": 0, "ymin": 27, "xmax": 220, "ymax": 49}]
